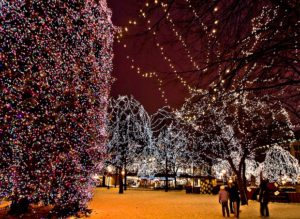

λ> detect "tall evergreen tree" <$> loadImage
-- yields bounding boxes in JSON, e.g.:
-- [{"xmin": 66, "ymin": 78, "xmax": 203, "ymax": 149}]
[{"xmin": 0, "ymin": 0, "xmax": 114, "ymax": 216}]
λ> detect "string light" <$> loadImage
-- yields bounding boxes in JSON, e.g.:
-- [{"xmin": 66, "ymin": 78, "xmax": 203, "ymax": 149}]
[
  {"xmin": 118, "ymin": 0, "xmax": 299, "ymax": 118},
  {"xmin": 118, "ymin": 0, "xmax": 225, "ymax": 106},
  {"xmin": 116, "ymin": 0, "xmax": 214, "ymax": 106}
]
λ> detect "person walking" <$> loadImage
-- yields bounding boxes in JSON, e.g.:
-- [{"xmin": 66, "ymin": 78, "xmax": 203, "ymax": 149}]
[
  {"xmin": 231, "ymin": 182, "xmax": 241, "ymax": 218},
  {"xmin": 228, "ymin": 182, "xmax": 235, "ymax": 214},
  {"xmin": 219, "ymin": 185, "xmax": 230, "ymax": 217},
  {"xmin": 259, "ymin": 180, "xmax": 270, "ymax": 217}
]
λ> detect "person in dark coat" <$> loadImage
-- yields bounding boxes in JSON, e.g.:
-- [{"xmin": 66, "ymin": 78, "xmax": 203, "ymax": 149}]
[
  {"xmin": 228, "ymin": 182, "xmax": 235, "ymax": 214},
  {"xmin": 231, "ymin": 182, "xmax": 241, "ymax": 218},
  {"xmin": 259, "ymin": 180, "xmax": 270, "ymax": 217}
]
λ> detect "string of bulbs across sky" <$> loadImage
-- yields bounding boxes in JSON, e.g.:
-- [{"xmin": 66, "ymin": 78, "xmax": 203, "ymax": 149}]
[
  {"xmin": 116, "ymin": 0, "xmax": 285, "ymax": 113},
  {"xmin": 116, "ymin": 0, "xmax": 223, "ymax": 110}
]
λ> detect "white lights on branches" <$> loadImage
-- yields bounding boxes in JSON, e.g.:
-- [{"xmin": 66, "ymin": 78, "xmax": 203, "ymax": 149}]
[{"xmin": 261, "ymin": 145, "xmax": 300, "ymax": 184}]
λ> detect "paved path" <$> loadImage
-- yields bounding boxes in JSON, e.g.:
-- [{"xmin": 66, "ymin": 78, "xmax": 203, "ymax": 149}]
[{"xmin": 87, "ymin": 188, "xmax": 300, "ymax": 219}]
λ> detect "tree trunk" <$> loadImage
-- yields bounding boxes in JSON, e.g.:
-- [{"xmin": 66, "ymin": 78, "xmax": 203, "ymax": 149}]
[
  {"xmin": 236, "ymin": 173, "xmax": 248, "ymax": 205},
  {"xmin": 165, "ymin": 156, "xmax": 169, "ymax": 192},
  {"xmin": 114, "ymin": 171, "xmax": 117, "ymax": 188},
  {"xmin": 124, "ymin": 164, "xmax": 127, "ymax": 191},
  {"xmin": 174, "ymin": 173, "xmax": 177, "ymax": 188},
  {"xmin": 242, "ymin": 160, "xmax": 247, "ymax": 198},
  {"xmin": 102, "ymin": 175, "xmax": 106, "ymax": 187},
  {"xmin": 124, "ymin": 170, "xmax": 127, "ymax": 190},
  {"xmin": 228, "ymin": 157, "xmax": 248, "ymax": 205},
  {"xmin": 119, "ymin": 167, "xmax": 124, "ymax": 194}
]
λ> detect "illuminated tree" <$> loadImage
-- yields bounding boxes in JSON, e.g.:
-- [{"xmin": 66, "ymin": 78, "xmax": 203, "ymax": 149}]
[
  {"xmin": 0, "ymin": 0, "xmax": 114, "ymax": 216},
  {"xmin": 107, "ymin": 95, "xmax": 152, "ymax": 193},
  {"xmin": 150, "ymin": 107, "xmax": 197, "ymax": 190},
  {"xmin": 136, "ymin": 156, "xmax": 158, "ymax": 178},
  {"xmin": 212, "ymin": 156, "xmax": 259, "ymax": 184},
  {"xmin": 155, "ymin": 123, "xmax": 191, "ymax": 190},
  {"xmin": 261, "ymin": 145, "xmax": 300, "ymax": 184},
  {"xmin": 181, "ymin": 92, "xmax": 294, "ymax": 204}
]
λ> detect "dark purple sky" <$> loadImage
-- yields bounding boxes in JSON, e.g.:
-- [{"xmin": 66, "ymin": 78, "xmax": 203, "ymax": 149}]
[{"xmin": 107, "ymin": 0, "xmax": 188, "ymax": 114}]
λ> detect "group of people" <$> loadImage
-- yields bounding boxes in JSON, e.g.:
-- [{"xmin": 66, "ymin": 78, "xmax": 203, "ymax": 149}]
[
  {"xmin": 219, "ymin": 182, "xmax": 240, "ymax": 218},
  {"xmin": 218, "ymin": 180, "xmax": 269, "ymax": 218}
]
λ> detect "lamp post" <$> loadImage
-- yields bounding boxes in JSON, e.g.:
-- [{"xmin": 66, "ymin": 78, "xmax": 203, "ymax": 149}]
[
  {"xmin": 121, "ymin": 169, "xmax": 125, "ymax": 189},
  {"xmin": 282, "ymin": 175, "xmax": 288, "ymax": 186},
  {"xmin": 107, "ymin": 166, "xmax": 112, "ymax": 189},
  {"xmin": 221, "ymin": 169, "xmax": 227, "ymax": 185}
]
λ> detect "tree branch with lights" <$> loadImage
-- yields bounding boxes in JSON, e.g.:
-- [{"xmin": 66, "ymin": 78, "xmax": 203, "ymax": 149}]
[
  {"xmin": 107, "ymin": 95, "xmax": 152, "ymax": 193},
  {"xmin": 180, "ymin": 92, "xmax": 295, "ymax": 204},
  {"xmin": 119, "ymin": 0, "xmax": 300, "ymax": 122}
]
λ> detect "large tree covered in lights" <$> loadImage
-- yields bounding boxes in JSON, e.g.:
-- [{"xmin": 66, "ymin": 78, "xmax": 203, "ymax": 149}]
[
  {"xmin": 181, "ymin": 92, "xmax": 294, "ymax": 204},
  {"xmin": 0, "ymin": 0, "xmax": 114, "ymax": 216},
  {"xmin": 107, "ymin": 95, "xmax": 152, "ymax": 193}
]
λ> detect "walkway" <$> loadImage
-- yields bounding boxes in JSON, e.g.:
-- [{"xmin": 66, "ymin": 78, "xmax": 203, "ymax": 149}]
[{"xmin": 88, "ymin": 188, "xmax": 300, "ymax": 219}]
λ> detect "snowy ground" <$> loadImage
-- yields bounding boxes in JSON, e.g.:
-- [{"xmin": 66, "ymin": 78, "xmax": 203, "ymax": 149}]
[
  {"xmin": 1, "ymin": 188, "xmax": 299, "ymax": 218},
  {"xmin": 87, "ymin": 188, "xmax": 300, "ymax": 219}
]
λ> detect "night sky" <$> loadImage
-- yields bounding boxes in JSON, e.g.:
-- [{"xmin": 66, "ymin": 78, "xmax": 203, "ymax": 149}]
[{"xmin": 108, "ymin": 0, "xmax": 192, "ymax": 114}]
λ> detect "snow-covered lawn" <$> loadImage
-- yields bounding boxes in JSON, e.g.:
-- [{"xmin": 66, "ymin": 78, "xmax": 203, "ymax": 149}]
[{"xmin": 88, "ymin": 188, "xmax": 300, "ymax": 219}]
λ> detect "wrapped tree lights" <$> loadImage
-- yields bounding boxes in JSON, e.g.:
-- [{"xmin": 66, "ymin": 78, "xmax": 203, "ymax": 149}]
[
  {"xmin": 180, "ymin": 92, "xmax": 294, "ymax": 204},
  {"xmin": 107, "ymin": 95, "xmax": 152, "ymax": 193},
  {"xmin": 261, "ymin": 145, "xmax": 300, "ymax": 184},
  {"xmin": 0, "ymin": 0, "xmax": 114, "ymax": 216}
]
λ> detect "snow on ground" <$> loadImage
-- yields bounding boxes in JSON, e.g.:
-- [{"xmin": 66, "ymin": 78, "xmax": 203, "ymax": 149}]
[{"xmin": 87, "ymin": 188, "xmax": 300, "ymax": 219}]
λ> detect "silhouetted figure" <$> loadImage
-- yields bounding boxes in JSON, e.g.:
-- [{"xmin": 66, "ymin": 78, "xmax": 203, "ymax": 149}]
[
  {"xmin": 8, "ymin": 197, "xmax": 29, "ymax": 216},
  {"xmin": 231, "ymin": 182, "xmax": 240, "ymax": 218},
  {"xmin": 228, "ymin": 182, "xmax": 235, "ymax": 214},
  {"xmin": 219, "ymin": 185, "xmax": 230, "ymax": 217},
  {"xmin": 259, "ymin": 180, "xmax": 270, "ymax": 217}
]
